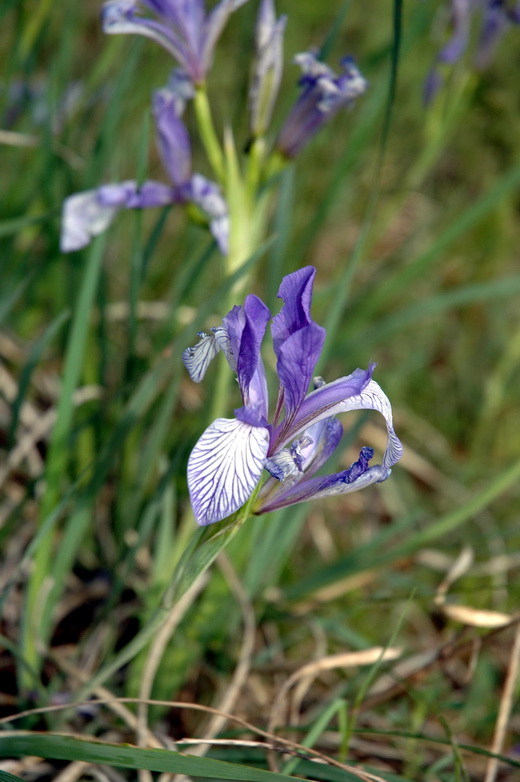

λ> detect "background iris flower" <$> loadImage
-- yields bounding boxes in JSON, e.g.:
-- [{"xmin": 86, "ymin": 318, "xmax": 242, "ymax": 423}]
[
  {"xmin": 102, "ymin": 0, "xmax": 251, "ymax": 85},
  {"xmin": 60, "ymin": 82, "xmax": 228, "ymax": 254}
]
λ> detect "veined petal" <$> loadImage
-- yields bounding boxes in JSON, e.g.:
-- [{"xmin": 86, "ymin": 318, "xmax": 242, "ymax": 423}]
[
  {"xmin": 187, "ymin": 417, "xmax": 269, "ymax": 525},
  {"xmin": 271, "ymin": 265, "xmax": 316, "ymax": 352},
  {"xmin": 284, "ymin": 375, "xmax": 402, "ymax": 470},
  {"xmin": 276, "ymin": 365, "xmax": 374, "ymax": 448},
  {"xmin": 182, "ymin": 325, "xmax": 231, "ymax": 382},
  {"xmin": 259, "ymin": 447, "xmax": 388, "ymax": 513}
]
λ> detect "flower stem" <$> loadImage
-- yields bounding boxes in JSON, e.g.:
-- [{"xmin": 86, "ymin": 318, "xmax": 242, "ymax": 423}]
[{"xmin": 194, "ymin": 86, "xmax": 225, "ymax": 182}]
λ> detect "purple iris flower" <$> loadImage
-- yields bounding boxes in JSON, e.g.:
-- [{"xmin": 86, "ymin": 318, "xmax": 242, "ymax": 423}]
[
  {"xmin": 60, "ymin": 81, "xmax": 229, "ymax": 254},
  {"xmin": 276, "ymin": 52, "xmax": 368, "ymax": 159},
  {"xmin": 183, "ymin": 267, "xmax": 402, "ymax": 526},
  {"xmin": 102, "ymin": 0, "xmax": 250, "ymax": 85},
  {"xmin": 426, "ymin": 0, "xmax": 520, "ymax": 100}
]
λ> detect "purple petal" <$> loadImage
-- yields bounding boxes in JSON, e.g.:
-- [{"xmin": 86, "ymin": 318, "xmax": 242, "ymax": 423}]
[
  {"xmin": 276, "ymin": 53, "xmax": 367, "ymax": 158},
  {"xmin": 296, "ymin": 415, "xmax": 343, "ymax": 478},
  {"xmin": 153, "ymin": 87, "xmax": 192, "ymax": 186},
  {"xmin": 283, "ymin": 374, "xmax": 402, "ymax": 475},
  {"xmin": 102, "ymin": 1, "xmax": 190, "ymax": 67},
  {"xmin": 276, "ymin": 321, "xmax": 326, "ymax": 426},
  {"xmin": 61, "ymin": 180, "xmax": 175, "ymax": 252},
  {"xmin": 438, "ymin": 0, "xmax": 471, "ymax": 64},
  {"xmin": 276, "ymin": 365, "xmax": 374, "ymax": 449},
  {"xmin": 223, "ymin": 295, "xmax": 270, "ymax": 413},
  {"xmin": 259, "ymin": 447, "xmax": 388, "ymax": 512},
  {"xmin": 271, "ymin": 266, "xmax": 316, "ymax": 351},
  {"xmin": 475, "ymin": 6, "xmax": 509, "ymax": 69},
  {"xmin": 187, "ymin": 417, "xmax": 269, "ymax": 525}
]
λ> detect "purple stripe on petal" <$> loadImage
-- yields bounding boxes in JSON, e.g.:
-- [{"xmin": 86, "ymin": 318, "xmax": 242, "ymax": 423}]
[
  {"xmin": 237, "ymin": 295, "xmax": 270, "ymax": 410},
  {"xmin": 276, "ymin": 365, "xmax": 374, "ymax": 448},
  {"xmin": 259, "ymin": 456, "xmax": 388, "ymax": 513},
  {"xmin": 187, "ymin": 417, "xmax": 269, "ymax": 525}
]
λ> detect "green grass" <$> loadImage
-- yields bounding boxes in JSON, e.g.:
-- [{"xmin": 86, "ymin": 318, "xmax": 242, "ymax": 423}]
[{"xmin": 1, "ymin": 1, "xmax": 520, "ymax": 781}]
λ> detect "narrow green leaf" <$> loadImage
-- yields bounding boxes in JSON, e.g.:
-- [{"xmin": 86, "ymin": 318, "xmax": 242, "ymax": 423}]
[{"xmin": 0, "ymin": 734, "xmax": 303, "ymax": 781}]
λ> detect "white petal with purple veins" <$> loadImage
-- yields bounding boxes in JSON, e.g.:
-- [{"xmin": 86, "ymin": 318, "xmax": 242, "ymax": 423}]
[
  {"xmin": 182, "ymin": 331, "xmax": 222, "ymax": 383},
  {"xmin": 188, "ymin": 418, "xmax": 270, "ymax": 526}
]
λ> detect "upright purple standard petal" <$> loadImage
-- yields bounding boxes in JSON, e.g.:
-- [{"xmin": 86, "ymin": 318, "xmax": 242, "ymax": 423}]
[
  {"xmin": 187, "ymin": 417, "xmax": 269, "ymax": 525},
  {"xmin": 275, "ymin": 322, "xmax": 325, "ymax": 428},
  {"xmin": 271, "ymin": 266, "xmax": 316, "ymax": 351}
]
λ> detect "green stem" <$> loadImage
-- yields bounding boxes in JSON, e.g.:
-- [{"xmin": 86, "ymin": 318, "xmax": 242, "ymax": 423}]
[{"xmin": 194, "ymin": 86, "xmax": 224, "ymax": 182}]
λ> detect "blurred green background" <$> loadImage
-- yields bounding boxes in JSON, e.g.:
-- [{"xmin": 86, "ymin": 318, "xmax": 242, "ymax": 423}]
[{"xmin": 1, "ymin": 2, "xmax": 520, "ymax": 780}]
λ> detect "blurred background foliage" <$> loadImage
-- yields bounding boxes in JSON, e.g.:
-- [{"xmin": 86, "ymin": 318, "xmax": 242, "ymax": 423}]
[{"xmin": 1, "ymin": 1, "xmax": 520, "ymax": 780}]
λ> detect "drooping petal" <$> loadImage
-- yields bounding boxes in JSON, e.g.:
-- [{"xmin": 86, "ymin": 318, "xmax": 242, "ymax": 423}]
[
  {"xmin": 271, "ymin": 265, "xmax": 316, "ymax": 352},
  {"xmin": 61, "ymin": 180, "xmax": 176, "ymax": 253},
  {"xmin": 60, "ymin": 190, "xmax": 120, "ymax": 252},
  {"xmin": 102, "ymin": 0, "xmax": 190, "ymax": 66},
  {"xmin": 153, "ymin": 86, "xmax": 192, "ymax": 186},
  {"xmin": 97, "ymin": 180, "xmax": 174, "ymax": 208},
  {"xmin": 282, "ymin": 374, "xmax": 402, "ymax": 474},
  {"xmin": 187, "ymin": 417, "xmax": 269, "ymax": 525},
  {"xmin": 276, "ymin": 322, "xmax": 326, "ymax": 428},
  {"xmin": 258, "ymin": 446, "xmax": 389, "ymax": 513},
  {"xmin": 275, "ymin": 365, "xmax": 374, "ymax": 449}
]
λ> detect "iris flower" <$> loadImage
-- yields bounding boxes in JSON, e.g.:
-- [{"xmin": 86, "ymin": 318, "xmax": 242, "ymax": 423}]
[
  {"xmin": 102, "ymin": 0, "xmax": 250, "ymax": 85},
  {"xmin": 60, "ymin": 82, "xmax": 228, "ymax": 254},
  {"xmin": 276, "ymin": 52, "xmax": 368, "ymax": 159},
  {"xmin": 426, "ymin": 0, "xmax": 520, "ymax": 100},
  {"xmin": 183, "ymin": 267, "xmax": 402, "ymax": 526}
]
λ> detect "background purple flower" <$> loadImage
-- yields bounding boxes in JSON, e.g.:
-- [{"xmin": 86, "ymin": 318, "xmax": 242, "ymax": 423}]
[
  {"xmin": 102, "ymin": 0, "xmax": 251, "ymax": 84},
  {"xmin": 276, "ymin": 52, "xmax": 368, "ymax": 159},
  {"xmin": 60, "ymin": 83, "xmax": 228, "ymax": 254}
]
